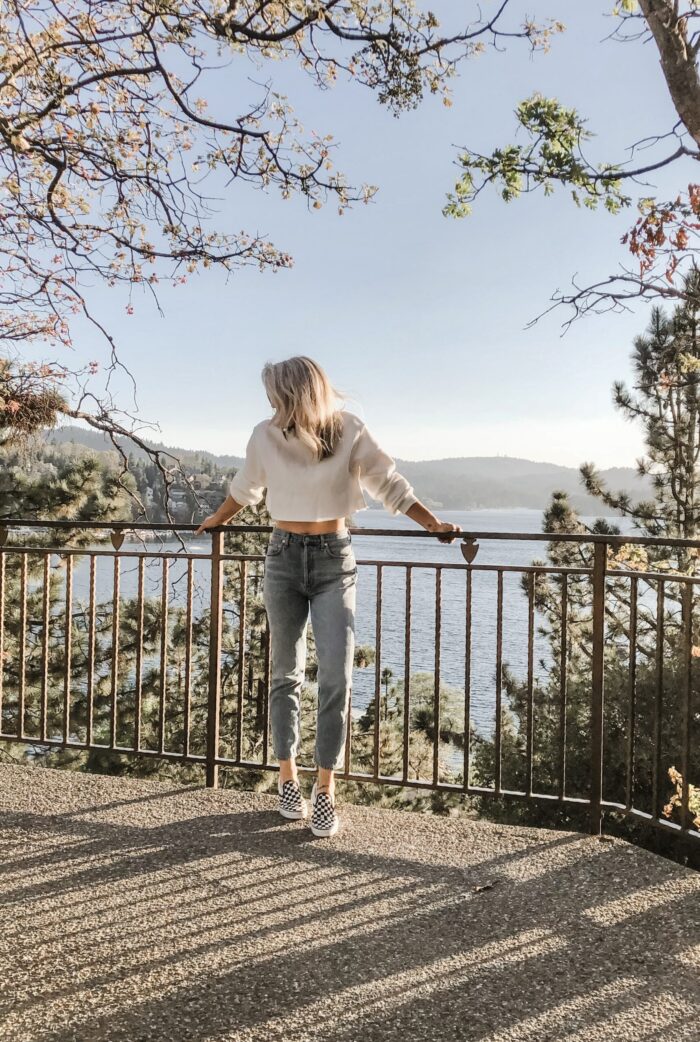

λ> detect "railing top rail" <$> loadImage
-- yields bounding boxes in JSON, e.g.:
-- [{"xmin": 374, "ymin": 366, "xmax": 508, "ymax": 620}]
[{"xmin": 3, "ymin": 517, "xmax": 700, "ymax": 549}]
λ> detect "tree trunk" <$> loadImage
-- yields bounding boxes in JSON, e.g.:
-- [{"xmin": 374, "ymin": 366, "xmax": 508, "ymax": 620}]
[{"xmin": 639, "ymin": 0, "xmax": 700, "ymax": 149}]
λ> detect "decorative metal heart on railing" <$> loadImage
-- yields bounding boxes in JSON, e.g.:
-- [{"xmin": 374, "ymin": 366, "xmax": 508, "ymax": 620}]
[
  {"xmin": 110, "ymin": 531, "xmax": 125, "ymax": 551},
  {"xmin": 460, "ymin": 537, "xmax": 479, "ymax": 564}
]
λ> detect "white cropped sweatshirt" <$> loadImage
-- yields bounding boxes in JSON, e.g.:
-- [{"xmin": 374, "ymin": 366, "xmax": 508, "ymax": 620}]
[{"xmin": 229, "ymin": 411, "xmax": 418, "ymax": 522}]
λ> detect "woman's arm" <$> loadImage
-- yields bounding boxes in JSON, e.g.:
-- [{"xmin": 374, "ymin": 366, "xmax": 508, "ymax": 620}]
[
  {"xmin": 194, "ymin": 494, "xmax": 245, "ymax": 536},
  {"xmin": 351, "ymin": 424, "xmax": 461, "ymax": 543},
  {"xmin": 196, "ymin": 426, "xmax": 267, "ymax": 536},
  {"xmin": 405, "ymin": 501, "xmax": 461, "ymax": 543}
]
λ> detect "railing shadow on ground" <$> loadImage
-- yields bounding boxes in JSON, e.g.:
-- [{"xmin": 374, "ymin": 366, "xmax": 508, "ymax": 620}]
[
  {"xmin": 0, "ymin": 519, "xmax": 699, "ymax": 862},
  {"xmin": 1, "ymin": 766, "xmax": 699, "ymax": 1042}
]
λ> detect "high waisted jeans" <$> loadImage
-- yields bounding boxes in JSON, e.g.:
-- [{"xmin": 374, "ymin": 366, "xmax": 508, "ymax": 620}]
[{"xmin": 262, "ymin": 529, "xmax": 358, "ymax": 770}]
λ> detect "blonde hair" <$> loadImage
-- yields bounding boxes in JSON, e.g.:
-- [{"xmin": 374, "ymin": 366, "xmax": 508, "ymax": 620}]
[{"xmin": 261, "ymin": 356, "xmax": 345, "ymax": 461}]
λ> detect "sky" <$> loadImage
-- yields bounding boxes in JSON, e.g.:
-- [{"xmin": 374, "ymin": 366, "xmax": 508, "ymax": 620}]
[{"xmin": 62, "ymin": 1, "xmax": 698, "ymax": 469}]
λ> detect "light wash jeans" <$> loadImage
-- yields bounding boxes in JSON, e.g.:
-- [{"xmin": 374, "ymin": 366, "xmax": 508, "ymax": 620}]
[{"xmin": 262, "ymin": 529, "xmax": 357, "ymax": 770}]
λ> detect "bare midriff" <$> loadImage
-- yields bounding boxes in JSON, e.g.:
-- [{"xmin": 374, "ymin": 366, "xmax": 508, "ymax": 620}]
[{"xmin": 273, "ymin": 518, "xmax": 347, "ymax": 535}]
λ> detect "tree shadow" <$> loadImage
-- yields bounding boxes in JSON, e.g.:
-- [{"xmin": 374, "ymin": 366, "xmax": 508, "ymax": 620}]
[{"xmin": 1, "ymin": 769, "xmax": 699, "ymax": 1042}]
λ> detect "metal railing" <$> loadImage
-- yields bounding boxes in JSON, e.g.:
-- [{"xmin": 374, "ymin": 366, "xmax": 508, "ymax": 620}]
[{"xmin": 0, "ymin": 520, "xmax": 698, "ymax": 851}]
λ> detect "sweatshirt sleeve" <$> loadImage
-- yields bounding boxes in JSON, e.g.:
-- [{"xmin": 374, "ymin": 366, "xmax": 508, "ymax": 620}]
[
  {"xmin": 229, "ymin": 427, "xmax": 266, "ymax": 507},
  {"xmin": 351, "ymin": 424, "xmax": 418, "ymax": 516}
]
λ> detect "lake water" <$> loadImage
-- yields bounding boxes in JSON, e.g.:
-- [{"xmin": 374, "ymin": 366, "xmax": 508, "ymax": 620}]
[{"xmin": 351, "ymin": 509, "xmax": 602, "ymax": 734}]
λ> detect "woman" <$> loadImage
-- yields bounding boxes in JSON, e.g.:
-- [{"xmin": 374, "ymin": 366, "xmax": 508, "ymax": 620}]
[{"xmin": 196, "ymin": 357, "xmax": 460, "ymax": 838}]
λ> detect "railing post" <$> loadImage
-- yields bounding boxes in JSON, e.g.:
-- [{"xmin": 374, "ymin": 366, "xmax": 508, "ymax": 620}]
[
  {"xmin": 206, "ymin": 528, "xmax": 223, "ymax": 789},
  {"xmin": 589, "ymin": 540, "xmax": 607, "ymax": 835}
]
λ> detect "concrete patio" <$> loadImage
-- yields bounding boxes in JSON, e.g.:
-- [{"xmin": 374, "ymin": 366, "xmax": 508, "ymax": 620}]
[{"xmin": 1, "ymin": 763, "xmax": 699, "ymax": 1042}]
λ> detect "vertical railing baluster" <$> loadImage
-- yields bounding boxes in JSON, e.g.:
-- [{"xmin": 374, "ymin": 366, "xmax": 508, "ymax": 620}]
[
  {"xmin": 18, "ymin": 553, "xmax": 27, "ymax": 738},
  {"xmin": 463, "ymin": 567, "xmax": 472, "ymax": 791},
  {"xmin": 40, "ymin": 555, "xmax": 51, "ymax": 742},
  {"xmin": 652, "ymin": 579, "xmax": 665, "ymax": 822},
  {"xmin": 109, "ymin": 555, "xmax": 120, "ymax": 748},
  {"xmin": 84, "ymin": 555, "xmax": 96, "ymax": 748},
  {"xmin": 158, "ymin": 557, "xmax": 169, "ymax": 755},
  {"xmin": 681, "ymin": 582, "xmax": 693, "ymax": 832},
  {"xmin": 525, "ymin": 571, "xmax": 535, "ymax": 797},
  {"xmin": 589, "ymin": 541, "xmax": 607, "ymax": 835},
  {"xmin": 134, "ymin": 556, "xmax": 144, "ymax": 753},
  {"xmin": 183, "ymin": 557, "xmax": 193, "ymax": 760},
  {"xmin": 625, "ymin": 576, "xmax": 638, "ymax": 813},
  {"xmin": 206, "ymin": 529, "xmax": 223, "ymax": 788},
  {"xmin": 373, "ymin": 564, "xmax": 383, "ymax": 781},
  {"xmin": 558, "ymin": 573, "xmax": 568, "ymax": 801},
  {"xmin": 236, "ymin": 559, "xmax": 248, "ymax": 764},
  {"xmin": 432, "ymin": 567, "xmax": 442, "ymax": 787},
  {"xmin": 343, "ymin": 688, "xmax": 352, "ymax": 777},
  {"xmin": 402, "ymin": 566, "xmax": 412, "ymax": 785},
  {"xmin": 343, "ymin": 554, "xmax": 354, "ymax": 779},
  {"xmin": 0, "ymin": 551, "xmax": 5, "ymax": 732},
  {"xmin": 63, "ymin": 554, "xmax": 74, "ymax": 745},
  {"xmin": 494, "ymin": 569, "xmax": 503, "ymax": 795},
  {"xmin": 263, "ymin": 619, "xmax": 271, "ymax": 767}
]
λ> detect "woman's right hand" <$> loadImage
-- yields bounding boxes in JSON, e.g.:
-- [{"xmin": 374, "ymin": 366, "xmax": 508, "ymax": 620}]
[{"xmin": 194, "ymin": 515, "xmax": 221, "ymax": 536}]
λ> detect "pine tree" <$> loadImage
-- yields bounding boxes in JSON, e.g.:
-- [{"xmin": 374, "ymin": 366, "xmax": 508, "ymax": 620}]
[
  {"xmin": 473, "ymin": 277, "xmax": 700, "ymax": 846},
  {"xmin": 0, "ymin": 443, "xmax": 135, "ymax": 756},
  {"xmin": 581, "ymin": 270, "xmax": 700, "ymax": 573}
]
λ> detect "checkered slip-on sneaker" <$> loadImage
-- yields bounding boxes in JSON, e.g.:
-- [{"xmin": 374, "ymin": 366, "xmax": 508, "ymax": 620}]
[
  {"xmin": 278, "ymin": 778, "xmax": 307, "ymax": 820},
  {"xmin": 310, "ymin": 782, "xmax": 340, "ymax": 838}
]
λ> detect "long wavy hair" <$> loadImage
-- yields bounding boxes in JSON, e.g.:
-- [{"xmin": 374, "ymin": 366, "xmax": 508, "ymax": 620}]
[{"xmin": 261, "ymin": 356, "xmax": 345, "ymax": 461}]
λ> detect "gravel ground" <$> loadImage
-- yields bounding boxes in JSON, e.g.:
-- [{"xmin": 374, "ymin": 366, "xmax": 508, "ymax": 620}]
[{"xmin": 1, "ymin": 764, "xmax": 699, "ymax": 1042}]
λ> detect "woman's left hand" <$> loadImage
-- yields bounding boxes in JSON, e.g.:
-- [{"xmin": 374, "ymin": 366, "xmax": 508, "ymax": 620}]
[{"xmin": 432, "ymin": 521, "xmax": 462, "ymax": 544}]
